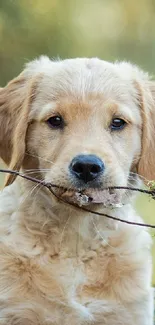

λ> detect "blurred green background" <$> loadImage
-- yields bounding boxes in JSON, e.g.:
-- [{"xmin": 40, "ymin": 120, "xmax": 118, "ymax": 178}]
[{"xmin": 0, "ymin": 0, "xmax": 155, "ymax": 284}]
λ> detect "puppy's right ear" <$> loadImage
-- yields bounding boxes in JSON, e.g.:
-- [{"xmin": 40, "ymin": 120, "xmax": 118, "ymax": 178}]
[
  {"xmin": 0, "ymin": 72, "xmax": 38, "ymax": 185},
  {"xmin": 0, "ymin": 56, "xmax": 51, "ymax": 186}
]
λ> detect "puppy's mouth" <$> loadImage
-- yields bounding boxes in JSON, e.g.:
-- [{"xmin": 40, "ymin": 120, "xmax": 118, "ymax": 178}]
[{"xmin": 58, "ymin": 188, "xmax": 123, "ymax": 208}]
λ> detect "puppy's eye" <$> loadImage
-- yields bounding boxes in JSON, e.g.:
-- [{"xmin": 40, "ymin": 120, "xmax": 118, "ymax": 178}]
[
  {"xmin": 47, "ymin": 116, "xmax": 64, "ymax": 129},
  {"xmin": 110, "ymin": 118, "xmax": 126, "ymax": 131}
]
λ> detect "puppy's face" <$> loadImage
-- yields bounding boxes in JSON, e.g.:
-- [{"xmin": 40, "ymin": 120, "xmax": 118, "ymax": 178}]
[
  {"xmin": 25, "ymin": 59, "xmax": 142, "ymax": 205},
  {"xmin": 1, "ymin": 57, "xmax": 155, "ymax": 206}
]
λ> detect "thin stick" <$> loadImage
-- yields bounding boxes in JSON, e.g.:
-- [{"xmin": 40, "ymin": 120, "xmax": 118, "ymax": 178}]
[
  {"xmin": 0, "ymin": 169, "xmax": 60, "ymax": 188},
  {"xmin": 0, "ymin": 168, "xmax": 155, "ymax": 229},
  {"xmin": 0, "ymin": 169, "xmax": 155, "ymax": 197},
  {"xmin": 48, "ymin": 187, "xmax": 155, "ymax": 229}
]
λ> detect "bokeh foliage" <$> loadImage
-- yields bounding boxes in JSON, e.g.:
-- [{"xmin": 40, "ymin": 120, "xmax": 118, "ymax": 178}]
[
  {"xmin": 0, "ymin": 0, "xmax": 155, "ymax": 283},
  {"xmin": 0, "ymin": 0, "xmax": 155, "ymax": 85}
]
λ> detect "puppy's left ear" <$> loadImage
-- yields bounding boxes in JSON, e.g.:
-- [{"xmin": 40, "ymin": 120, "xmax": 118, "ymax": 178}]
[
  {"xmin": 0, "ymin": 72, "xmax": 38, "ymax": 186},
  {"xmin": 135, "ymin": 80, "xmax": 155, "ymax": 182},
  {"xmin": 116, "ymin": 61, "xmax": 155, "ymax": 182}
]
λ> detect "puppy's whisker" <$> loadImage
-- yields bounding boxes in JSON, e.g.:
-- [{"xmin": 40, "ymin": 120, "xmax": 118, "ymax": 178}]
[
  {"xmin": 15, "ymin": 182, "xmax": 42, "ymax": 216},
  {"xmin": 23, "ymin": 169, "xmax": 52, "ymax": 175},
  {"xmin": 25, "ymin": 152, "xmax": 55, "ymax": 165},
  {"xmin": 20, "ymin": 173, "xmax": 45, "ymax": 207},
  {"xmin": 32, "ymin": 183, "xmax": 45, "ymax": 203},
  {"xmin": 24, "ymin": 169, "xmax": 52, "ymax": 172},
  {"xmin": 23, "ymin": 182, "xmax": 43, "ymax": 204}
]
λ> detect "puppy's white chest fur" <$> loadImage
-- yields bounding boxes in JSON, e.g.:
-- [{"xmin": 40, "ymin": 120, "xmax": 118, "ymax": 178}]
[{"xmin": 0, "ymin": 183, "xmax": 152, "ymax": 324}]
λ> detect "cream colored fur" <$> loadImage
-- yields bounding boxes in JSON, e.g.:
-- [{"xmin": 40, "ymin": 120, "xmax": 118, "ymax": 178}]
[{"xmin": 0, "ymin": 57, "xmax": 154, "ymax": 324}]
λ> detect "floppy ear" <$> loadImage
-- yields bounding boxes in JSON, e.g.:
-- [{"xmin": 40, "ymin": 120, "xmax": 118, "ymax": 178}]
[
  {"xmin": 115, "ymin": 61, "xmax": 155, "ymax": 182},
  {"xmin": 0, "ymin": 72, "xmax": 38, "ymax": 186},
  {"xmin": 136, "ymin": 80, "xmax": 155, "ymax": 182}
]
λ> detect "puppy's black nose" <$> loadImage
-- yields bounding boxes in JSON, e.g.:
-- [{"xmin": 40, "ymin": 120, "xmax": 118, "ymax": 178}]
[{"xmin": 70, "ymin": 154, "xmax": 104, "ymax": 183}]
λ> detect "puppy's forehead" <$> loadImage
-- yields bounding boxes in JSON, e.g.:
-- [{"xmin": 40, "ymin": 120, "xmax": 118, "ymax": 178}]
[
  {"xmin": 32, "ymin": 58, "xmax": 134, "ymax": 102},
  {"xmin": 29, "ymin": 57, "xmax": 139, "ymax": 120}
]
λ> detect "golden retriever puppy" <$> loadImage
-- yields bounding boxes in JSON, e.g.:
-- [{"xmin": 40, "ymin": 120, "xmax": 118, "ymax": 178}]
[{"xmin": 0, "ymin": 57, "xmax": 154, "ymax": 325}]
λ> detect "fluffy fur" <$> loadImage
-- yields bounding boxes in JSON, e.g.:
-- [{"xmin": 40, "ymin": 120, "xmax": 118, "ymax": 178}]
[{"xmin": 0, "ymin": 56, "xmax": 154, "ymax": 324}]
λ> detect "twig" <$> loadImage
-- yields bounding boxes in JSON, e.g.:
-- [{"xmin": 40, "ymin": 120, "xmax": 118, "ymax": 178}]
[
  {"xmin": 1, "ymin": 169, "xmax": 155, "ymax": 197},
  {"xmin": 0, "ymin": 168, "xmax": 155, "ymax": 229},
  {"xmin": 0, "ymin": 169, "xmax": 60, "ymax": 188},
  {"xmin": 48, "ymin": 186, "xmax": 155, "ymax": 229}
]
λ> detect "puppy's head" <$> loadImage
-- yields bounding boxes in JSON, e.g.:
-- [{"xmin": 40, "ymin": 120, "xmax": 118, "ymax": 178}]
[{"xmin": 0, "ymin": 57, "xmax": 155, "ymax": 206}]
